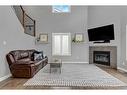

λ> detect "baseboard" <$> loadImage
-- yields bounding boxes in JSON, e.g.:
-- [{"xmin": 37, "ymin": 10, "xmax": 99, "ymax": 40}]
[
  {"xmin": 62, "ymin": 61, "xmax": 89, "ymax": 64},
  {"xmin": 0, "ymin": 74, "xmax": 12, "ymax": 82},
  {"xmin": 117, "ymin": 67, "xmax": 127, "ymax": 73}
]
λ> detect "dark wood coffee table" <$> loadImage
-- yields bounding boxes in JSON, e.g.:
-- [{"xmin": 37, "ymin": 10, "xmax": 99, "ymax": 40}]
[{"xmin": 50, "ymin": 60, "xmax": 62, "ymax": 73}]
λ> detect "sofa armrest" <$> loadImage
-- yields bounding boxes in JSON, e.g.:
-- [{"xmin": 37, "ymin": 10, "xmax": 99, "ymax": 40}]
[{"xmin": 16, "ymin": 60, "xmax": 34, "ymax": 64}]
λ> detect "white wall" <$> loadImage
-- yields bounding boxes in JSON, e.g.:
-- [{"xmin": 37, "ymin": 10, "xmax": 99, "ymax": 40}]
[
  {"xmin": 119, "ymin": 7, "xmax": 127, "ymax": 70},
  {"xmin": 88, "ymin": 6, "xmax": 121, "ymax": 68},
  {"xmin": 24, "ymin": 6, "xmax": 89, "ymax": 63},
  {"xmin": 0, "ymin": 6, "xmax": 35, "ymax": 78}
]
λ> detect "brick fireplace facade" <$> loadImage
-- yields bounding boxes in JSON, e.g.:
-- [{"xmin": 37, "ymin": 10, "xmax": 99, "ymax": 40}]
[{"xmin": 89, "ymin": 46, "xmax": 117, "ymax": 68}]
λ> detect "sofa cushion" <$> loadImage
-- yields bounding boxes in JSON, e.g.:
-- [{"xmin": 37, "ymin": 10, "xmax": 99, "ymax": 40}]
[
  {"xmin": 10, "ymin": 51, "xmax": 21, "ymax": 60},
  {"xmin": 18, "ymin": 58, "xmax": 31, "ymax": 62},
  {"xmin": 28, "ymin": 49, "xmax": 36, "ymax": 58},
  {"xmin": 20, "ymin": 52, "xmax": 29, "ymax": 59},
  {"xmin": 16, "ymin": 59, "xmax": 34, "ymax": 65},
  {"xmin": 10, "ymin": 50, "xmax": 30, "ymax": 60}
]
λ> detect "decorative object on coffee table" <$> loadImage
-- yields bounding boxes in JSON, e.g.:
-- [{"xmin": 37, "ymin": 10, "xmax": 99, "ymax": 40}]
[{"xmin": 50, "ymin": 59, "xmax": 62, "ymax": 74}]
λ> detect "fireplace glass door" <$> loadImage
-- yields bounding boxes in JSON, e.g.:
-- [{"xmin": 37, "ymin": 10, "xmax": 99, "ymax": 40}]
[{"xmin": 93, "ymin": 51, "xmax": 110, "ymax": 66}]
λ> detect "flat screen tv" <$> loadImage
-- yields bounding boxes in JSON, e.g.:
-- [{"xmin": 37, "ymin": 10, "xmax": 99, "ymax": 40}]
[{"xmin": 88, "ymin": 24, "xmax": 115, "ymax": 43}]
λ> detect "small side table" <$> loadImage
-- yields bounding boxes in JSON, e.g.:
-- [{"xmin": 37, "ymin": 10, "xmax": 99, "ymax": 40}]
[{"xmin": 50, "ymin": 59, "xmax": 62, "ymax": 74}]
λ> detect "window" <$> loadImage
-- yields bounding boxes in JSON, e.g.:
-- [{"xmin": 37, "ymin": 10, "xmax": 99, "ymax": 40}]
[
  {"xmin": 52, "ymin": 33, "xmax": 71, "ymax": 56},
  {"xmin": 52, "ymin": 5, "xmax": 70, "ymax": 13}
]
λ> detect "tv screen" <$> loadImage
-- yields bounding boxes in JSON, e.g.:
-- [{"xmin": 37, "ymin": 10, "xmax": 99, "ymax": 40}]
[{"xmin": 88, "ymin": 24, "xmax": 115, "ymax": 42}]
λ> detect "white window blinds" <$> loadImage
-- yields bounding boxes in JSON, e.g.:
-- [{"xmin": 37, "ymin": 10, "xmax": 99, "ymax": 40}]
[{"xmin": 52, "ymin": 33, "xmax": 71, "ymax": 56}]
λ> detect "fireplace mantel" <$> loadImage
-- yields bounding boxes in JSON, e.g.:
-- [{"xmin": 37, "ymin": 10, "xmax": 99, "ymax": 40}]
[{"xmin": 89, "ymin": 46, "xmax": 117, "ymax": 68}]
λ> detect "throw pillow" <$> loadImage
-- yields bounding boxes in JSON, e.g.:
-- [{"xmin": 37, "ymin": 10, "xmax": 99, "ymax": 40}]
[
  {"xmin": 34, "ymin": 53, "xmax": 43, "ymax": 61},
  {"xmin": 31, "ymin": 51, "xmax": 44, "ymax": 61}
]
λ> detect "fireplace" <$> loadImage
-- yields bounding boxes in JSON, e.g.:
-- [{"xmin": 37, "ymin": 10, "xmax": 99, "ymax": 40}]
[{"xmin": 93, "ymin": 51, "xmax": 110, "ymax": 66}]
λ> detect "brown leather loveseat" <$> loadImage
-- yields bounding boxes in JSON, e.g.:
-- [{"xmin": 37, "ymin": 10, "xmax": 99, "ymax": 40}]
[{"xmin": 6, "ymin": 49, "xmax": 48, "ymax": 78}]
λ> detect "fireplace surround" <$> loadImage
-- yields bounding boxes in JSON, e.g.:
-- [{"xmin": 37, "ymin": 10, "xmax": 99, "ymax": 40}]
[{"xmin": 89, "ymin": 46, "xmax": 117, "ymax": 68}]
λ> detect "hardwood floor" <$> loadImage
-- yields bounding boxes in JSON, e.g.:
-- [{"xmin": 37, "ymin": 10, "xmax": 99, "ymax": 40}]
[{"xmin": 0, "ymin": 65, "xmax": 127, "ymax": 89}]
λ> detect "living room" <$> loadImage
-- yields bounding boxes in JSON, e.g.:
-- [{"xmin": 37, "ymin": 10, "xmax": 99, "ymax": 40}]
[{"xmin": 1, "ymin": 5, "xmax": 127, "ymax": 90}]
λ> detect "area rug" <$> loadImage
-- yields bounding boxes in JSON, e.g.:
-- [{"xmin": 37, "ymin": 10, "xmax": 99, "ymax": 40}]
[{"xmin": 24, "ymin": 64, "xmax": 127, "ymax": 88}]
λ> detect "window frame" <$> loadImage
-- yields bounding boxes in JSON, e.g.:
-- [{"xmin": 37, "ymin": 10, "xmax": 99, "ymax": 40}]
[
  {"xmin": 52, "ymin": 5, "xmax": 71, "ymax": 13},
  {"xmin": 52, "ymin": 33, "xmax": 71, "ymax": 56}
]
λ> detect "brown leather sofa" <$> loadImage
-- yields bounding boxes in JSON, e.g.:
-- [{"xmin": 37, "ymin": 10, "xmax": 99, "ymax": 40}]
[{"xmin": 6, "ymin": 49, "xmax": 48, "ymax": 78}]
